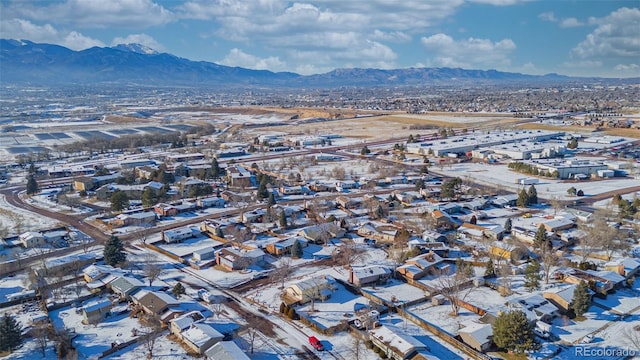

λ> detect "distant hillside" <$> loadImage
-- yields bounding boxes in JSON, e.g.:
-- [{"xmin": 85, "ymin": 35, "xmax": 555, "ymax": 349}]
[{"xmin": 0, "ymin": 39, "xmax": 619, "ymax": 87}]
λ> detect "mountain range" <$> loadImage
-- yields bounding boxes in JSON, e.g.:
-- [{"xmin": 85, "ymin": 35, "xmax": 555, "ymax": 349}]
[{"xmin": 0, "ymin": 39, "xmax": 624, "ymax": 88}]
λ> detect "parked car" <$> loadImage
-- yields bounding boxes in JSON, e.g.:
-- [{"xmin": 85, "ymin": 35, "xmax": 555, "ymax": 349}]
[{"xmin": 309, "ymin": 336, "xmax": 324, "ymax": 351}]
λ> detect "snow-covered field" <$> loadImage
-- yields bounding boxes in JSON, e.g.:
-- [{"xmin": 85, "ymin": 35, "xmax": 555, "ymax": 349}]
[{"xmin": 430, "ymin": 161, "xmax": 640, "ymax": 200}]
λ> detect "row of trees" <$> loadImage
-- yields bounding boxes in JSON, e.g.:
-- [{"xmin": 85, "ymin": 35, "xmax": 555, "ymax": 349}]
[
  {"xmin": 508, "ymin": 162, "xmax": 559, "ymax": 178},
  {"xmin": 517, "ymin": 185, "xmax": 538, "ymax": 207}
]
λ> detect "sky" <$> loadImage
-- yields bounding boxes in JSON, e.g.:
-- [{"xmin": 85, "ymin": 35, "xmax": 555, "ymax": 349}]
[{"xmin": 1, "ymin": 0, "xmax": 639, "ymax": 78}]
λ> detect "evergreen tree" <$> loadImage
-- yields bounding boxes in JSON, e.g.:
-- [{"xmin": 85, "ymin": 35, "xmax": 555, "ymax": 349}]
[
  {"xmin": 0, "ymin": 313, "xmax": 23, "ymax": 353},
  {"xmin": 103, "ymin": 236, "xmax": 126, "ymax": 267},
  {"xmin": 267, "ymin": 193, "xmax": 276, "ymax": 208},
  {"xmin": 492, "ymin": 310, "xmax": 539, "ymax": 354},
  {"xmin": 470, "ymin": 215, "xmax": 477, "ymax": 225},
  {"xmin": 210, "ymin": 158, "xmax": 221, "ymax": 179},
  {"xmin": 172, "ymin": 282, "xmax": 186, "ymax": 298},
  {"xmin": 527, "ymin": 185, "xmax": 538, "ymax": 205},
  {"xmin": 290, "ymin": 240, "xmax": 303, "ymax": 258},
  {"xmin": 141, "ymin": 187, "xmax": 158, "ymax": 208},
  {"xmin": 517, "ymin": 189, "xmax": 529, "ymax": 207},
  {"xmin": 360, "ymin": 146, "xmax": 370, "ymax": 155},
  {"xmin": 572, "ymin": 280, "xmax": 591, "ymax": 317},
  {"xmin": 524, "ymin": 261, "xmax": 541, "ymax": 292},
  {"xmin": 279, "ymin": 211, "xmax": 288, "ymax": 229},
  {"xmin": 534, "ymin": 224, "xmax": 548, "ymax": 249},
  {"xmin": 567, "ymin": 187, "xmax": 577, "ymax": 196},
  {"xmin": 26, "ymin": 174, "xmax": 39, "ymax": 195},
  {"xmin": 28, "ymin": 162, "xmax": 37, "ymax": 175},
  {"xmin": 485, "ymin": 259, "xmax": 496, "ymax": 277},
  {"xmin": 504, "ymin": 218, "xmax": 512, "ymax": 233},
  {"xmin": 257, "ymin": 176, "xmax": 269, "ymax": 200},
  {"xmin": 110, "ymin": 190, "xmax": 129, "ymax": 212}
]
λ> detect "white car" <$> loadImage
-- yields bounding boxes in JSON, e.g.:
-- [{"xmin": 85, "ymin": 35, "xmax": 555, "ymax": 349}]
[{"xmin": 580, "ymin": 334, "xmax": 594, "ymax": 344}]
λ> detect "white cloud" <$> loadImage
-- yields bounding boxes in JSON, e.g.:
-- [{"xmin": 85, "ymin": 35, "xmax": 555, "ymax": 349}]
[
  {"xmin": 6, "ymin": 0, "xmax": 174, "ymax": 29},
  {"xmin": 613, "ymin": 63, "xmax": 639, "ymax": 72},
  {"xmin": 538, "ymin": 12, "xmax": 557, "ymax": 22},
  {"xmin": 218, "ymin": 48, "xmax": 287, "ymax": 72},
  {"xmin": 468, "ymin": 0, "xmax": 531, "ymax": 5},
  {"xmin": 111, "ymin": 34, "xmax": 165, "ymax": 51},
  {"xmin": 539, "ymin": 12, "xmax": 585, "ymax": 28},
  {"xmin": 0, "ymin": 18, "xmax": 104, "ymax": 50},
  {"xmin": 371, "ymin": 30, "xmax": 411, "ymax": 43},
  {"xmin": 420, "ymin": 33, "xmax": 516, "ymax": 68},
  {"xmin": 559, "ymin": 17, "xmax": 584, "ymax": 28},
  {"xmin": 572, "ymin": 7, "xmax": 640, "ymax": 59},
  {"xmin": 560, "ymin": 60, "xmax": 603, "ymax": 69}
]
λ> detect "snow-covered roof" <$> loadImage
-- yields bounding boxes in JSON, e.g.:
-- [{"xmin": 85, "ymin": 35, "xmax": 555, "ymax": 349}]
[
  {"xmin": 204, "ymin": 341, "xmax": 250, "ymax": 360},
  {"xmin": 182, "ymin": 323, "xmax": 223, "ymax": 348},
  {"xmin": 369, "ymin": 325, "xmax": 427, "ymax": 355},
  {"xmin": 458, "ymin": 320, "xmax": 493, "ymax": 344}
]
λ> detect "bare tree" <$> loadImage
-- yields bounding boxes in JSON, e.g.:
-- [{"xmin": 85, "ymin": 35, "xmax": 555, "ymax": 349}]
[
  {"xmin": 349, "ymin": 336, "xmax": 366, "ymax": 360},
  {"xmin": 226, "ymin": 224, "xmax": 250, "ymax": 248},
  {"xmin": 435, "ymin": 260, "xmax": 475, "ymax": 316},
  {"xmin": 211, "ymin": 301, "xmax": 225, "ymax": 319},
  {"xmin": 333, "ymin": 244, "xmax": 369, "ymax": 267},
  {"xmin": 244, "ymin": 315, "xmax": 262, "ymax": 354},
  {"xmin": 269, "ymin": 257, "xmax": 292, "ymax": 289},
  {"xmin": 143, "ymin": 256, "xmax": 163, "ymax": 287},
  {"xmin": 578, "ymin": 211, "xmax": 623, "ymax": 262},
  {"xmin": 540, "ymin": 249, "xmax": 559, "ymax": 284},
  {"xmin": 140, "ymin": 314, "xmax": 162, "ymax": 359},
  {"xmin": 32, "ymin": 324, "xmax": 49, "ymax": 357},
  {"xmin": 622, "ymin": 324, "xmax": 640, "ymax": 350},
  {"xmin": 498, "ymin": 263, "xmax": 513, "ymax": 296}
]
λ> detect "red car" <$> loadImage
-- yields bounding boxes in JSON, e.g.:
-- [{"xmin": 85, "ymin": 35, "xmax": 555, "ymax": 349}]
[{"xmin": 309, "ymin": 336, "xmax": 324, "ymax": 351}]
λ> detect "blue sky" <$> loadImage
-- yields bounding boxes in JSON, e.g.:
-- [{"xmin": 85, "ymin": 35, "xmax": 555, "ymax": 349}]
[{"xmin": 1, "ymin": 0, "xmax": 638, "ymax": 77}]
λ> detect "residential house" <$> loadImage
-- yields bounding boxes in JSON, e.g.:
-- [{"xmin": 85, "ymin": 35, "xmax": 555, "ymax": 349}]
[
  {"xmin": 204, "ymin": 341, "xmax": 250, "ymax": 360},
  {"xmin": 82, "ymin": 300, "xmax": 112, "ymax": 325},
  {"xmin": 279, "ymin": 185, "xmax": 309, "ymax": 196},
  {"xmin": 543, "ymin": 284, "xmax": 581, "ymax": 313},
  {"xmin": 265, "ymin": 237, "xmax": 307, "ymax": 256},
  {"xmin": 396, "ymin": 252, "xmax": 447, "ymax": 280},
  {"xmin": 537, "ymin": 216, "xmax": 575, "ymax": 232},
  {"xmin": 283, "ymin": 276, "xmax": 338, "ymax": 305},
  {"xmin": 356, "ymin": 223, "xmax": 398, "ymax": 245},
  {"xmin": 507, "ymin": 294, "xmax": 561, "ymax": 323},
  {"xmin": 421, "ymin": 230, "xmax": 447, "ymax": 243},
  {"xmin": 193, "ymin": 247, "xmax": 218, "ymax": 262},
  {"xmin": 458, "ymin": 320, "xmax": 493, "ymax": 352},
  {"xmin": 226, "ymin": 166, "xmax": 254, "ymax": 188},
  {"xmin": 554, "ymin": 268, "xmax": 617, "ymax": 294},
  {"xmin": 197, "ymin": 196, "xmax": 225, "ymax": 208},
  {"xmin": 19, "ymin": 231, "xmax": 44, "ymax": 248},
  {"xmin": 73, "ymin": 173, "xmax": 120, "ymax": 191},
  {"xmin": 604, "ymin": 258, "xmax": 640, "ymax": 280},
  {"xmin": 180, "ymin": 323, "xmax": 224, "ymax": 354},
  {"xmin": 83, "ymin": 264, "xmax": 119, "ymax": 283},
  {"xmin": 163, "ymin": 227, "xmax": 199, "ymax": 243},
  {"xmin": 109, "ymin": 276, "xmax": 144, "ymax": 300},
  {"xmin": 216, "ymin": 248, "xmax": 265, "ymax": 271},
  {"xmin": 155, "ymin": 203, "xmax": 179, "ymax": 217},
  {"xmin": 429, "ymin": 209, "xmax": 457, "ymax": 229},
  {"xmin": 134, "ymin": 291, "xmax": 180, "ymax": 316},
  {"xmin": 299, "ymin": 223, "xmax": 345, "ymax": 244},
  {"xmin": 170, "ymin": 311, "xmax": 206, "ymax": 335},
  {"xmin": 369, "ymin": 325, "xmax": 431, "ymax": 360},
  {"xmin": 110, "ymin": 211, "xmax": 156, "ymax": 227},
  {"xmin": 491, "ymin": 194, "xmax": 519, "ymax": 208},
  {"xmin": 489, "ymin": 241, "xmax": 527, "ymax": 262},
  {"xmin": 349, "ymin": 265, "xmax": 392, "ymax": 287}
]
